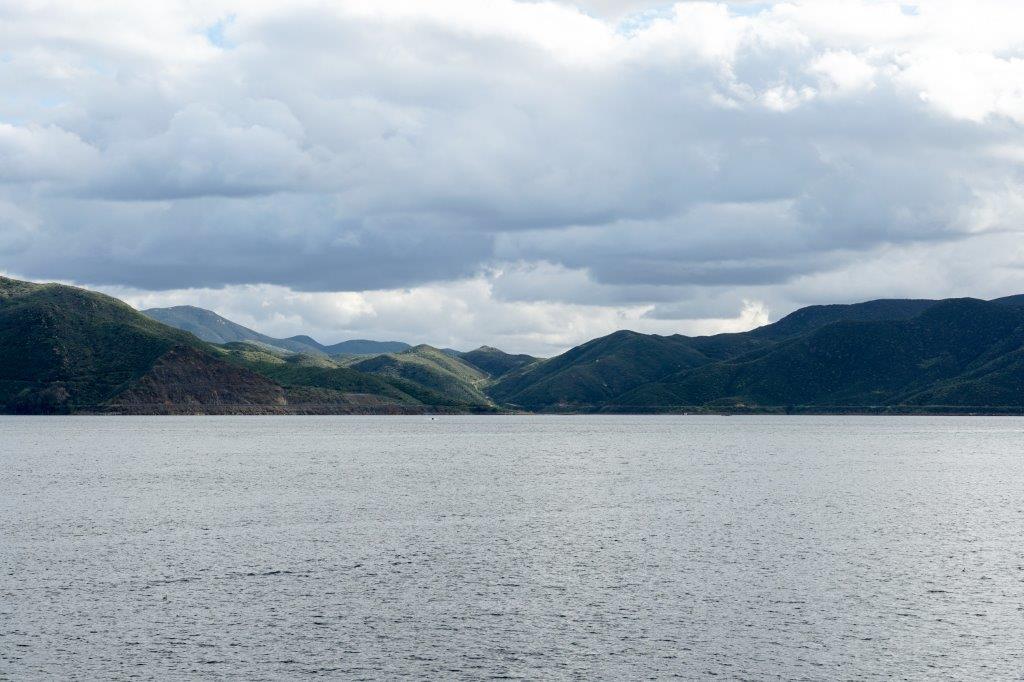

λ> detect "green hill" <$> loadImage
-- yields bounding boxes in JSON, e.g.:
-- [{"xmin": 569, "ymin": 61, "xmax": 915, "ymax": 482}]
[
  {"xmin": 351, "ymin": 345, "xmax": 493, "ymax": 406},
  {"xmin": 7, "ymin": 275, "xmax": 1024, "ymax": 414},
  {"xmin": 458, "ymin": 346, "xmax": 541, "ymax": 379},
  {"xmin": 142, "ymin": 305, "xmax": 321, "ymax": 354},
  {"xmin": 0, "ymin": 277, "xmax": 290, "ymax": 413},
  {"xmin": 487, "ymin": 330, "xmax": 710, "ymax": 409},
  {"xmin": 324, "ymin": 339, "xmax": 411, "ymax": 356},
  {"xmin": 747, "ymin": 298, "xmax": 940, "ymax": 341},
  {"xmin": 992, "ymin": 294, "xmax": 1024, "ymax": 309},
  {"xmin": 0, "ymin": 277, "xmax": 467, "ymax": 414},
  {"xmin": 616, "ymin": 299, "xmax": 1024, "ymax": 410},
  {"xmin": 215, "ymin": 343, "xmax": 443, "ymax": 406},
  {"xmin": 489, "ymin": 295, "xmax": 1024, "ymax": 412}
]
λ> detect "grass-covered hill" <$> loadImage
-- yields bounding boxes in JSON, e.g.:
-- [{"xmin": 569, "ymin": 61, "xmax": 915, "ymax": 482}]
[
  {"xmin": 489, "ymin": 296, "xmax": 1024, "ymax": 413},
  {"xmin": 6, "ymin": 275, "xmax": 1024, "ymax": 414},
  {"xmin": 616, "ymin": 298, "xmax": 1024, "ymax": 410},
  {"xmin": 747, "ymin": 298, "xmax": 941, "ymax": 341},
  {"xmin": 0, "ymin": 277, "xmax": 213, "ymax": 412},
  {"xmin": 351, "ymin": 345, "xmax": 494, "ymax": 407},
  {"xmin": 486, "ymin": 330, "xmax": 712, "ymax": 409},
  {"xmin": 0, "ymin": 277, "xmax": 478, "ymax": 414},
  {"xmin": 458, "ymin": 346, "xmax": 542, "ymax": 380},
  {"xmin": 214, "ymin": 342, "xmax": 482, "ymax": 409}
]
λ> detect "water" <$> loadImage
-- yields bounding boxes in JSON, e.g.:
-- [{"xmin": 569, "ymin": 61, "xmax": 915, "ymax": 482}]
[{"xmin": 2, "ymin": 416, "xmax": 1023, "ymax": 680}]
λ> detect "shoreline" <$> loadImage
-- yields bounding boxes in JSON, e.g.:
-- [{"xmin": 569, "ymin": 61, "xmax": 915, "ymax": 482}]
[{"xmin": 6, "ymin": 406, "xmax": 1024, "ymax": 417}]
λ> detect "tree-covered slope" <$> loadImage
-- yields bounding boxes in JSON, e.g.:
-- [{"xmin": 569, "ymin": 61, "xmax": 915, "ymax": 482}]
[
  {"xmin": 0, "ymin": 277, "xmax": 210, "ymax": 412},
  {"xmin": 487, "ymin": 330, "xmax": 711, "ymax": 409},
  {"xmin": 490, "ymin": 295, "xmax": 1024, "ymax": 412},
  {"xmin": 0, "ymin": 277, "xmax": 452, "ymax": 414},
  {"xmin": 992, "ymin": 294, "xmax": 1024, "ymax": 309},
  {"xmin": 324, "ymin": 339, "xmax": 411, "ymax": 356},
  {"xmin": 7, "ymin": 275, "xmax": 1024, "ymax": 414},
  {"xmin": 458, "ymin": 346, "xmax": 541, "ymax": 379},
  {"xmin": 747, "ymin": 298, "xmax": 940, "ymax": 341},
  {"xmin": 617, "ymin": 299, "xmax": 1024, "ymax": 409}
]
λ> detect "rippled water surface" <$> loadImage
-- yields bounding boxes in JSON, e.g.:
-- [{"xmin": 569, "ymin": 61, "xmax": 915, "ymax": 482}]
[{"xmin": 3, "ymin": 416, "xmax": 1024, "ymax": 680}]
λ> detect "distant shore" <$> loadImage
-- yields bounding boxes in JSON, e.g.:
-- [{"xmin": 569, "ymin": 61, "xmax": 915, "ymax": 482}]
[{"xmin": 8, "ymin": 405, "xmax": 1024, "ymax": 417}]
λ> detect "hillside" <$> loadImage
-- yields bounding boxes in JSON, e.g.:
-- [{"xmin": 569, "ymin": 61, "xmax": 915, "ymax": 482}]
[
  {"xmin": 458, "ymin": 346, "xmax": 541, "ymax": 379},
  {"xmin": 609, "ymin": 299, "xmax": 1024, "ymax": 410},
  {"xmin": 0, "ymin": 278, "xmax": 472, "ymax": 414},
  {"xmin": 489, "ymin": 295, "xmax": 1024, "ymax": 412},
  {"xmin": 215, "ymin": 342, "xmax": 456, "ymax": 407},
  {"xmin": 325, "ymin": 339, "xmax": 411, "ymax": 356},
  {"xmin": 747, "ymin": 298, "xmax": 940, "ymax": 341},
  {"xmin": 142, "ymin": 305, "xmax": 319, "ymax": 354},
  {"xmin": 143, "ymin": 305, "xmax": 410, "ymax": 357},
  {"xmin": 6, "ymin": 276, "xmax": 1024, "ymax": 414},
  {"xmin": 352, "ymin": 345, "xmax": 493, "ymax": 406},
  {"xmin": 487, "ymin": 330, "xmax": 710, "ymax": 409},
  {"xmin": 0, "ymin": 277, "xmax": 293, "ymax": 413}
]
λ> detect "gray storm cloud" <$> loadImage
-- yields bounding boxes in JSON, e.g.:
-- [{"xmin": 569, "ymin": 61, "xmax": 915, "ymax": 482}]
[{"xmin": 1, "ymin": 0, "xmax": 1024, "ymax": 353}]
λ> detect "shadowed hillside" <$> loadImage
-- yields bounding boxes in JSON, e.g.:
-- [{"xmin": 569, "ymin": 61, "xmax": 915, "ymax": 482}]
[
  {"xmin": 0, "ymin": 278, "xmax": 383, "ymax": 414},
  {"xmin": 487, "ymin": 331, "xmax": 710, "ymax": 409},
  {"xmin": 490, "ymin": 295, "xmax": 1024, "ymax": 412},
  {"xmin": 0, "ymin": 277, "xmax": 483, "ymax": 414},
  {"xmin": 458, "ymin": 346, "xmax": 542, "ymax": 379},
  {"xmin": 6, "ymin": 276, "xmax": 1024, "ymax": 414}
]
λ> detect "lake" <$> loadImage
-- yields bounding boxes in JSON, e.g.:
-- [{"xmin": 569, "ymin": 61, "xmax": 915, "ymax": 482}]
[{"xmin": 2, "ymin": 416, "xmax": 1023, "ymax": 679}]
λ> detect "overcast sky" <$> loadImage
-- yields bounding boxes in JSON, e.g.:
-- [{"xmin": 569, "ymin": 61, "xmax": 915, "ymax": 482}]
[{"xmin": 2, "ymin": 0, "xmax": 1023, "ymax": 354}]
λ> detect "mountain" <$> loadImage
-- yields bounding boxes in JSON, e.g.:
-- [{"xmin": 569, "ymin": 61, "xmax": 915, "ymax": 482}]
[
  {"xmin": 0, "ymin": 277, "xmax": 478, "ymax": 414},
  {"xmin": 618, "ymin": 298, "xmax": 1024, "ymax": 410},
  {"xmin": 215, "ymin": 343, "xmax": 451, "ymax": 408},
  {"xmin": 351, "ymin": 345, "xmax": 493, "ymax": 406},
  {"xmin": 141, "ymin": 305, "xmax": 323, "ymax": 354},
  {"xmin": 992, "ymin": 294, "xmax": 1024, "ymax": 309},
  {"xmin": 487, "ymin": 330, "xmax": 710, "ymax": 409},
  {"xmin": 0, "ymin": 278, "xmax": 294, "ymax": 413},
  {"xmin": 7, "ymin": 275, "xmax": 1024, "ymax": 414},
  {"xmin": 458, "ymin": 346, "xmax": 541, "ymax": 379},
  {"xmin": 324, "ymin": 339, "xmax": 411, "ymax": 356},
  {"xmin": 142, "ymin": 305, "xmax": 410, "ymax": 357},
  {"xmin": 489, "ymin": 295, "xmax": 1024, "ymax": 412}
]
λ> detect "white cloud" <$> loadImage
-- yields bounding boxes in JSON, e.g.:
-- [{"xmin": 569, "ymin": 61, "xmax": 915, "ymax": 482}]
[
  {"xmin": 92, "ymin": 274, "xmax": 769, "ymax": 355},
  {"xmin": 810, "ymin": 50, "xmax": 875, "ymax": 94},
  {"xmin": 0, "ymin": 123, "xmax": 99, "ymax": 182},
  {"xmin": 2, "ymin": 0, "xmax": 1024, "ymax": 350}
]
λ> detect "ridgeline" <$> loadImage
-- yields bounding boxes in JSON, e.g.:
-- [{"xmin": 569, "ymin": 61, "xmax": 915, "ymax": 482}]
[{"xmin": 3, "ymin": 275, "xmax": 1023, "ymax": 414}]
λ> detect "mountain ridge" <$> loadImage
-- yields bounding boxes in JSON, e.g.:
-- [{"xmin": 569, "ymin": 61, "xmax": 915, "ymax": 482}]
[
  {"xmin": 5, "ymin": 276, "xmax": 1024, "ymax": 414},
  {"xmin": 1, "ymin": 277, "xmax": 491, "ymax": 414},
  {"xmin": 142, "ymin": 305, "xmax": 411, "ymax": 357},
  {"xmin": 489, "ymin": 295, "xmax": 1024, "ymax": 412}
]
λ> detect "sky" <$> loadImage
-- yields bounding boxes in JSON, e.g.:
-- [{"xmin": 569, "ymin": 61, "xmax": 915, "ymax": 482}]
[{"xmin": 2, "ymin": 0, "xmax": 1024, "ymax": 355}]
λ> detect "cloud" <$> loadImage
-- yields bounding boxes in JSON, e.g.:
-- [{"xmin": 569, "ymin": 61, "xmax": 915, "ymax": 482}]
[
  {"xmin": 91, "ymin": 275, "xmax": 771, "ymax": 356},
  {"xmin": 1, "ymin": 0, "xmax": 1024, "ymax": 349},
  {"xmin": 87, "ymin": 104, "xmax": 318, "ymax": 200},
  {"xmin": 0, "ymin": 123, "xmax": 99, "ymax": 182}
]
